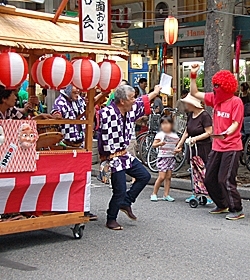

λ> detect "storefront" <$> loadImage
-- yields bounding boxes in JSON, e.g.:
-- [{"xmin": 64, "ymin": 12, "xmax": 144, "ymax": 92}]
[{"xmin": 129, "ymin": 16, "xmax": 250, "ymax": 102}]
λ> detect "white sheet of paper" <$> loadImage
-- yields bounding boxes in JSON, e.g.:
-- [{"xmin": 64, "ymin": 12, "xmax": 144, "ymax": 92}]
[{"xmin": 159, "ymin": 73, "xmax": 172, "ymax": 95}]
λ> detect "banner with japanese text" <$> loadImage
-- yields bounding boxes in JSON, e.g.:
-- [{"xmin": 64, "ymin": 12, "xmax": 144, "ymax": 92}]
[{"xmin": 79, "ymin": 0, "xmax": 111, "ymax": 44}]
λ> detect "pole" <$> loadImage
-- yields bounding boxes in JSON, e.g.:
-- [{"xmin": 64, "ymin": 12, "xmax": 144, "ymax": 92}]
[
  {"xmin": 51, "ymin": 0, "xmax": 69, "ymax": 24},
  {"xmin": 85, "ymin": 88, "xmax": 95, "ymax": 151}
]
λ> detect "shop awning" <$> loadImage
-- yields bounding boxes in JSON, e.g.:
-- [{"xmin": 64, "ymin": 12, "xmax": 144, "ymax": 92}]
[{"xmin": 0, "ymin": 5, "xmax": 129, "ymax": 57}]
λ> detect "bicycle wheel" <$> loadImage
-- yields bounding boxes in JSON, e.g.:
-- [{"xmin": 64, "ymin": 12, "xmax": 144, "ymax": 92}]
[
  {"xmin": 173, "ymin": 143, "xmax": 187, "ymax": 172},
  {"xmin": 139, "ymin": 133, "xmax": 155, "ymax": 165},
  {"xmin": 134, "ymin": 132, "xmax": 148, "ymax": 161},
  {"xmin": 244, "ymin": 136, "xmax": 250, "ymax": 171},
  {"xmin": 147, "ymin": 144, "xmax": 159, "ymax": 173}
]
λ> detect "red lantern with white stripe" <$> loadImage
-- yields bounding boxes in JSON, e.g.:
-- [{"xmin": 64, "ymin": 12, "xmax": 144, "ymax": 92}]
[
  {"xmin": 72, "ymin": 57, "xmax": 100, "ymax": 91},
  {"xmin": 0, "ymin": 51, "xmax": 28, "ymax": 89},
  {"xmin": 41, "ymin": 55, "xmax": 74, "ymax": 90},
  {"xmin": 164, "ymin": 16, "xmax": 178, "ymax": 45},
  {"xmin": 98, "ymin": 59, "xmax": 122, "ymax": 92},
  {"xmin": 31, "ymin": 59, "xmax": 48, "ymax": 88}
]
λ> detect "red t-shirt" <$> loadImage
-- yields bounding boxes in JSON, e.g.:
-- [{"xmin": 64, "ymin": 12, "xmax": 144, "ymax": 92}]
[{"xmin": 204, "ymin": 92, "xmax": 243, "ymax": 151}]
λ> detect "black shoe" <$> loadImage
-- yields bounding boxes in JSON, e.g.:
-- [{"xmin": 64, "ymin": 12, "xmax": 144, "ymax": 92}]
[
  {"xmin": 120, "ymin": 206, "xmax": 137, "ymax": 220},
  {"xmin": 84, "ymin": 212, "xmax": 98, "ymax": 221},
  {"xmin": 106, "ymin": 220, "xmax": 123, "ymax": 230}
]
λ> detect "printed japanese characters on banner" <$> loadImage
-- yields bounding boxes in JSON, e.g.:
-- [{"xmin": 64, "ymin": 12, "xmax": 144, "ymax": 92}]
[
  {"xmin": 0, "ymin": 120, "xmax": 38, "ymax": 173},
  {"xmin": 79, "ymin": 0, "xmax": 111, "ymax": 44}
]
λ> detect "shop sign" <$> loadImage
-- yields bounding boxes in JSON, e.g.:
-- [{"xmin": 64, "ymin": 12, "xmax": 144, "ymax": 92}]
[
  {"xmin": 154, "ymin": 26, "xmax": 205, "ymax": 44},
  {"xmin": 130, "ymin": 72, "xmax": 149, "ymax": 87},
  {"xmin": 130, "ymin": 54, "xmax": 143, "ymax": 69},
  {"xmin": 79, "ymin": 0, "xmax": 111, "ymax": 44}
]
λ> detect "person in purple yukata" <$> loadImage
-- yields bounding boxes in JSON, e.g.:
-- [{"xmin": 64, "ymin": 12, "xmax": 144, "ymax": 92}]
[
  {"xmin": 98, "ymin": 84, "xmax": 161, "ymax": 230},
  {"xmin": 51, "ymin": 85, "xmax": 98, "ymax": 221}
]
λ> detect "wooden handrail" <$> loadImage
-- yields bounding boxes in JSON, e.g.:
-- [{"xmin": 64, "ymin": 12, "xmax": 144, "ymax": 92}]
[{"xmin": 36, "ymin": 119, "xmax": 88, "ymax": 125}]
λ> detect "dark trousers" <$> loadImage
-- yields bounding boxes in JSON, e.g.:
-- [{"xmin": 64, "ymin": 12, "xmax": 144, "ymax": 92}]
[
  {"xmin": 107, "ymin": 158, "xmax": 151, "ymax": 221},
  {"xmin": 204, "ymin": 150, "xmax": 242, "ymax": 212}
]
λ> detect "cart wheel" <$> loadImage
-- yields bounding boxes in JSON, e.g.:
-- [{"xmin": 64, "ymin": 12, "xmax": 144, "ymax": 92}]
[
  {"xmin": 189, "ymin": 198, "xmax": 199, "ymax": 208},
  {"xmin": 199, "ymin": 196, "xmax": 207, "ymax": 206},
  {"xmin": 71, "ymin": 224, "xmax": 85, "ymax": 239}
]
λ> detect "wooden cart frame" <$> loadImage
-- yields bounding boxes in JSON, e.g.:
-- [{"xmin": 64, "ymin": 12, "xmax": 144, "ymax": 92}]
[{"xmin": 0, "ymin": 3, "xmax": 128, "ymax": 239}]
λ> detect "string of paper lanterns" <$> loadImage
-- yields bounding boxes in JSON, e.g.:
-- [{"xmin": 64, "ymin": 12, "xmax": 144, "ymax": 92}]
[
  {"xmin": 31, "ymin": 56, "xmax": 122, "ymax": 92},
  {"xmin": 0, "ymin": 51, "xmax": 122, "ymax": 92}
]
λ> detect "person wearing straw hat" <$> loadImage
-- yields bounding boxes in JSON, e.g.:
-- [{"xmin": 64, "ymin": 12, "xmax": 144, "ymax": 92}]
[{"xmin": 175, "ymin": 93, "xmax": 213, "ymax": 203}]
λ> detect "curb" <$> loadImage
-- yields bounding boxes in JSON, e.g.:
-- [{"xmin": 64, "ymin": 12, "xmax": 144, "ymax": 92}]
[{"xmin": 91, "ymin": 166, "xmax": 250, "ymax": 200}]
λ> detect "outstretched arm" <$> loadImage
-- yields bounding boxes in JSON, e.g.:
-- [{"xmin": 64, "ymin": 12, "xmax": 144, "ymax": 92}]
[
  {"xmin": 148, "ymin": 85, "xmax": 162, "ymax": 101},
  {"xmin": 190, "ymin": 64, "xmax": 205, "ymax": 102}
]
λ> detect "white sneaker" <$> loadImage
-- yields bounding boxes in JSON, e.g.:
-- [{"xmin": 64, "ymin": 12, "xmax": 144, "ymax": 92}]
[{"xmin": 150, "ymin": 194, "xmax": 158, "ymax": 202}]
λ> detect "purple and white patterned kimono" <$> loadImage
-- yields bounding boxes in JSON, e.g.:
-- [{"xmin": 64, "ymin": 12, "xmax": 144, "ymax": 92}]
[
  {"xmin": 98, "ymin": 96, "xmax": 150, "ymax": 173},
  {"xmin": 52, "ymin": 94, "xmax": 86, "ymax": 143}
]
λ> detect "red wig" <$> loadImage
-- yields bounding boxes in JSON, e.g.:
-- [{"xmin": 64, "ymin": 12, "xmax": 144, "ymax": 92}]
[{"xmin": 212, "ymin": 70, "xmax": 238, "ymax": 95}]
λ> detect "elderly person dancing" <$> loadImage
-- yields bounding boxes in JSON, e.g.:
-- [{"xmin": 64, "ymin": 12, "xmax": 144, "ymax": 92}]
[
  {"xmin": 98, "ymin": 84, "xmax": 161, "ymax": 230},
  {"xmin": 189, "ymin": 65, "xmax": 244, "ymax": 220}
]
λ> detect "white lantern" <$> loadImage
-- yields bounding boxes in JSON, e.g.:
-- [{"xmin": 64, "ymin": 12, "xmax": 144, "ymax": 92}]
[{"xmin": 164, "ymin": 16, "xmax": 178, "ymax": 45}]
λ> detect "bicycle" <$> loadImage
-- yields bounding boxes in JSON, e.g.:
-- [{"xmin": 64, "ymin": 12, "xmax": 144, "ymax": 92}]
[{"xmin": 134, "ymin": 108, "xmax": 162, "ymax": 164}]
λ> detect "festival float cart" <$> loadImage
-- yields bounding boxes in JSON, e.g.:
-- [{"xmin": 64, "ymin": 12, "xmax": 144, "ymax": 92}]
[{"xmin": 0, "ymin": 2, "xmax": 128, "ymax": 239}]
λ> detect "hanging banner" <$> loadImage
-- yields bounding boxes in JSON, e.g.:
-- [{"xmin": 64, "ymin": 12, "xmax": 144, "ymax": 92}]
[
  {"xmin": 79, "ymin": 0, "xmax": 111, "ymax": 44},
  {"xmin": 235, "ymin": 35, "xmax": 242, "ymax": 74},
  {"xmin": 0, "ymin": 120, "xmax": 38, "ymax": 173},
  {"xmin": 0, "ymin": 152, "xmax": 92, "ymax": 213}
]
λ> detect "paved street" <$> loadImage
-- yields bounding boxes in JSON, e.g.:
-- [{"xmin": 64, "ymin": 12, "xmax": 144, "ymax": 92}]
[{"xmin": 0, "ymin": 178, "xmax": 250, "ymax": 280}]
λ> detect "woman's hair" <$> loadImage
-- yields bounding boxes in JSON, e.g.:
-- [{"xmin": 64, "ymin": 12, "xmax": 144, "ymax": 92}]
[
  {"xmin": 121, "ymin": 79, "xmax": 130, "ymax": 85},
  {"xmin": 134, "ymin": 87, "xmax": 139, "ymax": 98},
  {"xmin": 0, "ymin": 85, "xmax": 13, "ymax": 104},
  {"xmin": 241, "ymin": 82, "xmax": 249, "ymax": 92},
  {"xmin": 160, "ymin": 115, "xmax": 174, "ymax": 125}
]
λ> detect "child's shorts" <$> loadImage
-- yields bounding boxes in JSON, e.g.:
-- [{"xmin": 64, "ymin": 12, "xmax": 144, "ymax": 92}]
[{"xmin": 157, "ymin": 157, "xmax": 176, "ymax": 172}]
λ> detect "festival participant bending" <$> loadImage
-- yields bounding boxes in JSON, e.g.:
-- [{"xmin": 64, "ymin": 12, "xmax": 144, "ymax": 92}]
[
  {"xmin": 190, "ymin": 65, "xmax": 244, "ymax": 220},
  {"xmin": 98, "ymin": 85, "xmax": 161, "ymax": 230}
]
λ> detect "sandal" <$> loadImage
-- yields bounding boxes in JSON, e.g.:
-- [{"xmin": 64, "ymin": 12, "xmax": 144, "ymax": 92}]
[{"xmin": 106, "ymin": 221, "xmax": 123, "ymax": 230}]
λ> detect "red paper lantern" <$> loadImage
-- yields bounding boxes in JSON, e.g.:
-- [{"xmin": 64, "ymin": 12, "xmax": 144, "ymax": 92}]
[
  {"xmin": 31, "ymin": 60, "xmax": 48, "ymax": 88},
  {"xmin": 72, "ymin": 57, "xmax": 100, "ymax": 91},
  {"xmin": 98, "ymin": 59, "xmax": 122, "ymax": 92},
  {"xmin": 0, "ymin": 51, "xmax": 28, "ymax": 89},
  {"xmin": 41, "ymin": 56, "xmax": 74, "ymax": 90},
  {"xmin": 164, "ymin": 16, "xmax": 178, "ymax": 45}
]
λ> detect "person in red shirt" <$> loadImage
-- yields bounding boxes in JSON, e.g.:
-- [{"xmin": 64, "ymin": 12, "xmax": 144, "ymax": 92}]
[{"xmin": 189, "ymin": 64, "xmax": 244, "ymax": 220}]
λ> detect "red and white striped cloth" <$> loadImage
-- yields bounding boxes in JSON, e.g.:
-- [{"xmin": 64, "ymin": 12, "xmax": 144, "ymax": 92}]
[{"xmin": 0, "ymin": 152, "xmax": 92, "ymax": 214}]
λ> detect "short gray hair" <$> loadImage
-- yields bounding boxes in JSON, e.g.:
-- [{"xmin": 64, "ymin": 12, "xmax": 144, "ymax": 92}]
[{"xmin": 114, "ymin": 85, "xmax": 135, "ymax": 104}]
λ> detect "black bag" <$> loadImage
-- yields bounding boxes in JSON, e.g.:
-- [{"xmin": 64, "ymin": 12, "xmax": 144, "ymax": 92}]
[{"xmin": 244, "ymin": 103, "xmax": 250, "ymax": 117}]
